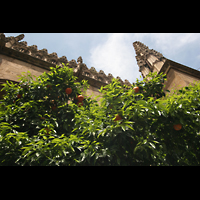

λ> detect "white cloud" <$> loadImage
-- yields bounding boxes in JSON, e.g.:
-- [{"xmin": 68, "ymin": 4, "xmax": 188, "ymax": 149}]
[
  {"xmin": 89, "ymin": 33, "xmax": 200, "ymax": 84},
  {"xmin": 89, "ymin": 33, "xmax": 141, "ymax": 84},
  {"xmin": 138, "ymin": 33, "xmax": 200, "ymax": 58},
  {"xmin": 148, "ymin": 33, "xmax": 200, "ymax": 68}
]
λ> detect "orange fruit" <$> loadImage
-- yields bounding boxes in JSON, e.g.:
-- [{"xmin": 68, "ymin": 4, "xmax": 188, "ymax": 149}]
[
  {"xmin": 114, "ymin": 114, "xmax": 122, "ymax": 121},
  {"xmin": 133, "ymin": 87, "xmax": 139, "ymax": 93},
  {"xmin": 17, "ymin": 94, "xmax": 22, "ymax": 98},
  {"xmin": 50, "ymin": 100, "xmax": 55, "ymax": 104},
  {"xmin": 40, "ymin": 117, "xmax": 45, "ymax": 120},
  {"xmin": 77, "ymin": 95, "xmax": 84, "ymax": 102},
  {"xmin": 77, "ymin": 101, "xmax": 84, "ymax": 107},
  {"xmin": 173, "ymin": 124, "xmax": 182, "ymax": 131},
  {"xmin": 65, "ymin": 88, "xmax": 72, "ymax": 95}
]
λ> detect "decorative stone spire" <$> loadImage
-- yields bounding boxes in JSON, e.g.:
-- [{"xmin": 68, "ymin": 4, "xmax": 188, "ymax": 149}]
[
  {"xmin": 5, "ymin": 34, "xmax": 25, "ymax": 48},
  {"xmin": 133, "ymin": 41, "xmax": 166, "ymax": 79},
  {"xmin": 77, "ymin": 56, "xmax": 83, "ymax": 64}
]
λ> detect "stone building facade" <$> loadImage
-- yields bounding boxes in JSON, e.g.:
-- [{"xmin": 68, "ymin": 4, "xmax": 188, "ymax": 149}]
[
  {"xmin": 133, "ymin": 41, "xmax": 200, "ymax": 92},
  {"xmin": 0, "ymin": 33, "xmax": 131, "ymax": 100}
]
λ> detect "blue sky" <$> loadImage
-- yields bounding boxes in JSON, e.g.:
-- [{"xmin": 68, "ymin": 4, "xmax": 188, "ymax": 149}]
[{"xmin": 4, "ymin": 33, "xmax": 200, "ymax": 84}]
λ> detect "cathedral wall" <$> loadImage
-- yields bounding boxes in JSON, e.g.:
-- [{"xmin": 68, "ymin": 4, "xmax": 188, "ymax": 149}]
[
  {"xmin": 154, "ymin": 61, "xmax": 165, "ymax": 72},
  {"xmin": 147, "ymin": 55, "xmax": 158, "ymax": 66},
  {"xmin": 0, "ymin": 53, "xmax": 49, "ymax": 82},
  {"xmin": 164, "ymin": 67, "xmax": 200, "ymax": 92},
  {"xmin": 0, "ymin": 53, "xmax": 103, "ymax": 100},
  {"xmin": 83, "ymin": 85, "xmax": 102, "ymax": 102}
]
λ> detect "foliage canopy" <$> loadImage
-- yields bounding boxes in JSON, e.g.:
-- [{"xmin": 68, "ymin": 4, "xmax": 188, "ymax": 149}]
[{"xmin": 0, "ymin": 64, "xmax": 200, "ymax": 166}]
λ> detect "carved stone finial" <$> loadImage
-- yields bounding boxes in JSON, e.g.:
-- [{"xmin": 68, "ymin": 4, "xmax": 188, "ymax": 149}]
[
  {"xmin": 40, "ymin": 48, "xmax": 48, "ymax": 54},
  {"xmin": 116, "ymin": 76, "xmax": 124, "ymax": 85},
  {"xmin": 49, "ymin": 52, "xmax": 58, "ymax": 57},
  {"xmin": 47, "ymin": 52, "xmax": 58, "ymax": 64},
  {"xmin": 0, "ymin": 33, "xmax": 5, "ymax": 48},
  {"xmin": 5, "ymin": 34, "xmax": 25, "ymax": 48},
  {"xmin": 124, "ymin": 79, "xmax": 131, "ymax": 86},
  {"xmin": 77, "ymin": 56, "xmax": 83, "ymax": 64},
  {"xmin": 99, "ymin": 70, "xmax": 105, "ymax": 75},
  {"xmin": 15, "ymin": 34, "xmax": 25, "ymax": 42},
  {"xmin": 58, "ymin": 56, "xmax": 68, "ymax": 63},
  {"xmin": 0, "ymin": 33, "xmax": 5, "ymax": 40},
  {"xmin": 81, "ymin": 63, "xmax": 88, "ymax": 70},
  {"xmin": 108, "ymin": 73, "xmax": 114, "ymax": 80},
  {"xmin": 90, "ymin": 67, "xmax": 97, "ymax": 74},
  {"xmin": 28, "ymin": 45, "xmax": 38, "ymax": 51},
  {"xmin": 68, "ymin": 59, "xmax": 77, "ymax": 68}
]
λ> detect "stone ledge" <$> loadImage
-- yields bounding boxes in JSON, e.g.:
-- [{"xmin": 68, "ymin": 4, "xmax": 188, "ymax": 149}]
[
  {"xmin": 160, "ymin": 59, "xmax": 200, "ymax": 80},
  {"xmin": 0, "ymin": 46, "xmax": 54, "ymax": 71}
]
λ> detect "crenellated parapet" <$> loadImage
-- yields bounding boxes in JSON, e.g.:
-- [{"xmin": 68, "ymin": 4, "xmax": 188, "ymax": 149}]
[
  {"xmin": 2, "ymin": 33, "xmax": 69, "ymax": 67},
  {"xmin": 0, "ymin": 33, "xmax": 131, "ymax": 87}
]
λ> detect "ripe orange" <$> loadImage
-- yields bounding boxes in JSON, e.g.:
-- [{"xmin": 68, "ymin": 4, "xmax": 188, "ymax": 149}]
[
  {"xmin": 50, "ymin": 100, "xmax": 55, "ymax": 104},
  {"xmin": 114, "ymin": 114, "xmax": 122, "ymax": 121},
  {"xmin": 133, "ymin": 87, "xmax": 140, "ymax": 93},
  {"xmin": 173, "ymin": 124, "xmax": 182, "ymax": 131},
  {"xmin": 77, "ymin": 101, "xmax": 84, "ymax": 107},
  {"xmin": 65, "ymin": 88, "xmax": 72, "ymax": 95},
  {"xmin": 17, "ymin": 94, "xmax": 22, "ymax": 98},
  {"xmin": 40, "ymin": 117, "xmax": 45, "ymax": 120},
  {"xmin": 77, "ymin": 95, "xmax": 84, "ymax": 102}
]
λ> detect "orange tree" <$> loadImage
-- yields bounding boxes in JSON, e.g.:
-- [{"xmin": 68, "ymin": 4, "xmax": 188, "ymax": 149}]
[
  {"xmin": 0, "ymin": 65, "xmax": 90, "ymax": 165},
  {"xmin": 0, "ymin": 64, "xmax": 200, "ymax": 166}
]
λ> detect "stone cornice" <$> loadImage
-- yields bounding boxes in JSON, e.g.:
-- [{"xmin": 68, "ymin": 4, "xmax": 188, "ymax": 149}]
[{"xmin": 159, "ymin": 59, "xmax": 200, "ymax": 80}]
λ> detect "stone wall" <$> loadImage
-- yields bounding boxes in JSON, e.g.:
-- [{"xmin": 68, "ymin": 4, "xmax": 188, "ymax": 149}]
[
  {"xmin": 0, "ymin": 54, "xmax": 49, "ymax": 82},
  {"xmin": 133, "ymin": 41, "xmax": 200, "ymax": 93},
  {"xmin": 0, "ymin": 52, "xmax": 104, "ymax": 99},
  {"xmin": 0, "ymin": 33, "xmax": 132, "ymax": 101},
  {"xmin": 164, "ymin": 65, "xmax": 200, "ymax": 92}
]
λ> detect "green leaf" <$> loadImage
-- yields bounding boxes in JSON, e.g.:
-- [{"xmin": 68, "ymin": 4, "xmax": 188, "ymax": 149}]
[
  {"xmin": 125, "ymin": 125, "xmax": 134, "ymax": 131},
  {"xmin": 121, "ymin": 125, "xmax": 126, "ymax": 132},
  {"xmin": 51, "ymin": 138, "xmax": 62, "ymax": 144},
  {"xmin": 149, "ymin": 142, "xmax": 156, "ymax": 149},
  {"xmin": 43, "ymin": 136, "xmax": 47, "ymax": 140}
]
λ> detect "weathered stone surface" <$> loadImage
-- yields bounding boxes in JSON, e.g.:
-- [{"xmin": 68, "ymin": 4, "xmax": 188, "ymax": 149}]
[
  {"xmin": 162, "ymin": 60, "xmax": 200, "ymax": 92},
  {"xmin": 0, "ymin": 54, "xmax": 49, "ymax": 82},
  {"xmin": 0, "ymin": 33, "xmax": 5, "ymax": 48},
  {"xmin": 133, "ymin": 41, "xmax": 200, "ymax": 92},
  {"xmin": 0, "ymin": 33, "xmax": 132, "ymax": 101},
  {"xmin": 133, "ymin": 41, "xmax": 166, "ymax": 79}
]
